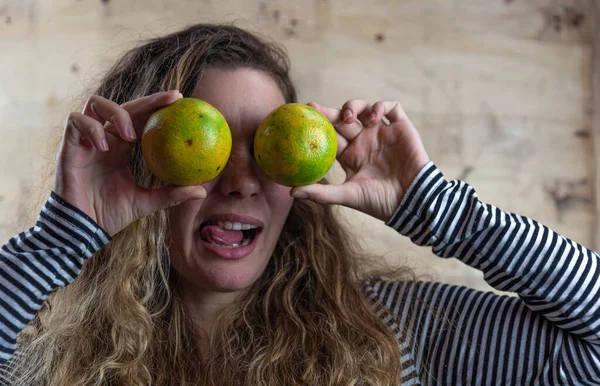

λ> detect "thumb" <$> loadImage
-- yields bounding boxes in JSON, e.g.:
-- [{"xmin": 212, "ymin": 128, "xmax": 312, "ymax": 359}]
[
  {"xmin": 137, "ymin": 185, "xmax": 207, "ymax": 217},
  {"xmin": 290, "ymin": 182, "xmax": 357, "ymax": 206}
]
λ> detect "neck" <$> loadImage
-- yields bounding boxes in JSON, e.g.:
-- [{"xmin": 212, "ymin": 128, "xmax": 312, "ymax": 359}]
[
  {"xmin": 180, "ymin": 286, "xmax": 238, "ymax": 325},
  {"xmin": 176, "ymin": 280, "xmax": 240, "ymax": 359}
]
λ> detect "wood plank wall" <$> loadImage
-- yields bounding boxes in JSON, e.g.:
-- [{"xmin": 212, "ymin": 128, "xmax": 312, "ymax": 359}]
[
  {"xmin": 593, "ymin": 0, "xmax": 600, "ymax": 251},
  {"xmin": 0, "ymin": 0, "xmax": 596, "ymax": 293}
]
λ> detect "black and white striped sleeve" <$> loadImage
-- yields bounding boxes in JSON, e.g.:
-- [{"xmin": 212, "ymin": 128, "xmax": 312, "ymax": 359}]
[
  {"xmin": 0, "ymin": 192, "xmax": 110, "ymax": 365},
  {"xmin": 383, "ymin": 161, "xmax": 600, "ymax": 384}
]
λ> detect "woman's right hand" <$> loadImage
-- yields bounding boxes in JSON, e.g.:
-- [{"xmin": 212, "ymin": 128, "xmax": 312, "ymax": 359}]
[{"xmin": 53, "ymin": 90, "xmax": 207, "ymax": 236}]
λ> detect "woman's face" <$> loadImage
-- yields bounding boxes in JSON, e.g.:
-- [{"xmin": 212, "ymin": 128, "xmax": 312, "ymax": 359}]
[{"xmin": 168, "ymin": 68, "xmax": 294, "ymax": 294}]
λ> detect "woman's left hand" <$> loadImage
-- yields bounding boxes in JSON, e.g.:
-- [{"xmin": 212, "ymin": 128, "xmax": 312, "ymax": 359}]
[{"xmin": 291, "ymin": 99, "xmax": 430, "ymax": 222}]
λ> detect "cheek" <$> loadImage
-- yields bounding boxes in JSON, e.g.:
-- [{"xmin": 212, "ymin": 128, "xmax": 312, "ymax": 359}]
[
  {"xmin": 201, "ymin": 179, "xmax": 219, "ymax": 194},
  {"xmin": 167, "ymin": 200, "xmax": 202, "ymax": 252},
  {"xmin": 169, "ymin": 200, "xmax": 199, "ymax": 230},
  {"xmin": 267, "ymin": 185, "xmax": 294, "ymax": 223},
  {"xmin": 167, "ymin": 203, "xmax": 200, "ymax": 276}
]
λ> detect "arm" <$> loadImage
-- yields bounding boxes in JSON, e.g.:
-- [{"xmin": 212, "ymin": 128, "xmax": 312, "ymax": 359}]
[
  {"xmin": 296, "ymin": 98, "xmax": 600, "ymax": 384},
  {"xmin": 379, "ymin": 161, "xmax": 600, "ymax": 385},
  {"xmin": 1, "ymin": 91, "xmax": 206, "ymax": 368},
  {"xmin": 0, "ymin": 193, "xmax": 110, "ymax": 365}
]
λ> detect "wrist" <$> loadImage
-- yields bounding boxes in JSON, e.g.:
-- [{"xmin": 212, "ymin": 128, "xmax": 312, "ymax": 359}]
[
  {"xmin": 386, "ymin": 160, "xmax": 438, "ymax": 226},
  {"xmin": 400, "ymin": 157, "xmax": 431, "ymax": 199}
]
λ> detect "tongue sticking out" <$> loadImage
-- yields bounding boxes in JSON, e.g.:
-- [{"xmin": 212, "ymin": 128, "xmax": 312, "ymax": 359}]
[{"xmin": 201, "ymin": 225, "xmax": 244, "ymax": 245}]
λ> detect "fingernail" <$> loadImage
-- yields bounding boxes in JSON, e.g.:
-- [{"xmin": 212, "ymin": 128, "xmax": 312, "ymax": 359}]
[
  {"xmin": 370, "ymin": 112, "xmax": 377, "ymax": 123},
  {"xmin": 126, "ymin": 124, "xmax": 136, "ymax": 139},
  {"xmin": 292, "ymin": 191, "xmax": 308, "ymax": 199},
  {"xmin": 195, "ymin": 187, "xmax": 207, "ymax": 199},
  {"xmin": 343, "ymin": 109, "xmax": 352, "ymax": 121},
  {"xmin": 100, "ymin": 138, "xmax": 109, "ymax": 151},
  {"xmin": 168, "ymin": 89, "xmax": 183, "ymax": 98}
]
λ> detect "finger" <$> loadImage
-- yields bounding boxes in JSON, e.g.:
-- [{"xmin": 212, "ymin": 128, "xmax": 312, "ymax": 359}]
[
  {"xmin": 290, "ymin": 181, "xmax": 359, "ymax": 207},
  {"xmin": 66, "ymin": 112, "xmax": 109, "ymax": 152},
  {"xmin": 341, "ymin": 99, "xmax": 374, "ymax": 127},
  {"xmin": 371, "ymin": 100, "xmax": 408, "ymax": 124},
  {"xmin": 122, "ymin": 90, "xmax": 183, "ymax": 137},
  {"xmin": 135, "ymin": 185, "xmax": 207, "ymax": 219},
  {"xmin": 336, "ymin": 132, "xmax": 348, "ymax": 157},
  {"xmin": 307, "ymin": 102, "xmax": 344, "ymax": 125},
  {"xmin": 310, "ymin": 101, "xmax": 363, "ymax": 141},
  {"xmin": 83, "ymin": 96, "xmax": 136, "ymax": 142}
]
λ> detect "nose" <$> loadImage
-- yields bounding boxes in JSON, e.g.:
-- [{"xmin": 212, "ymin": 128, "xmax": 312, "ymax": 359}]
[{"xmin": 217, "ymin": 148, "xmax": 260, "ymax": 198}]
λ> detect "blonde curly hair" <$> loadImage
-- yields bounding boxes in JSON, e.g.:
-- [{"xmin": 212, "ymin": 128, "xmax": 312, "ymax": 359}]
[{"xmin": 6, "ymin": 24, "xmax": 412, "ymax": 385}]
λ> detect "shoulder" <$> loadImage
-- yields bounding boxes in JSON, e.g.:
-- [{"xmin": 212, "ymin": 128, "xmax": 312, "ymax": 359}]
[
  {"xmin": 361, "ymin": 276, "xmax": 447, "ymax": 311},
  {"xmin": 360, "ymin": 276, "xmax": 496, "ymax": 323},
  {"xmin": 361, "ymin": 276, "xmax": 521, "ymax": 335}
]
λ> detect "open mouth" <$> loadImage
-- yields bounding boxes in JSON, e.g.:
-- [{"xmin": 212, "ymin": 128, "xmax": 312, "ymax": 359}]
[{"xmin": 200, "ymin": 221, "xmax": 262, "ymax": 249}]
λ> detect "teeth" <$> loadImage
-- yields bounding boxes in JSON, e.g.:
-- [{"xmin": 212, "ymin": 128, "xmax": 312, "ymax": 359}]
[
  {"xmin": 216, "ymin": 242, "xmax": 240, "ymax": 248},
  {"xmin": 216, "ymin": 221, "xmax": 258, "ymax": 230},
  {"xmin": 215, "ymin": 238, "xmax": 251, "ymax": 248}
]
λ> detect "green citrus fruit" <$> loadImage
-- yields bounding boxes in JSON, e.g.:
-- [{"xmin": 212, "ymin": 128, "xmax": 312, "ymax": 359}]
[
  {"xmin": 254, "ymin": 103, "xmax": 337, "ymax": 187},
  {"xmin": 141, "ymin": 98, "xmax": 232, "ymax": 186}
]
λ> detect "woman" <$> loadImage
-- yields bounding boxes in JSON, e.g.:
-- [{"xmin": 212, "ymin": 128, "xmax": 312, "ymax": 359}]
[{"xmin": 0, "ymin": 23, "xmax": 598, "ymax": 385}]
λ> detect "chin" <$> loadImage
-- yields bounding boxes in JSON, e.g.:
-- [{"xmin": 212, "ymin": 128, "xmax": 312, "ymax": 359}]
[
  {"xmin": 170, "ymin": 239, "xmax": 274, "ymax": 294},
  {"xmin": 196, "ymin": 264, "xmax": 264, "ymax": 293}
]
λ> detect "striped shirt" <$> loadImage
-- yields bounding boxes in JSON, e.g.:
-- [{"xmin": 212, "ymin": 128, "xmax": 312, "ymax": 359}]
[{"xmin": 1, "ymin": 161, "xmax": 599, "ymax": 384}]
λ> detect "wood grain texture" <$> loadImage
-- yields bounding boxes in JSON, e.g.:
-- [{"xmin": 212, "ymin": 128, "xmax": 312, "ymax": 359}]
[
  {"xmin": 593, "ymin": 0, "xmax": 600, "ymax": 251},
  {"xmin": 0, "ymin": 0, "xmax": 596, "ymax": 293}
]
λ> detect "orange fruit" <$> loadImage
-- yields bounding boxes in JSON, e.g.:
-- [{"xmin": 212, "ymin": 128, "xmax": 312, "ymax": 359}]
[
  {"xmin": 254, "ymin": 103, "xmax": 337, "ymax": 187},
  {"xmin": 141, "ymin": 98, "xmax": 232, "ymax": 186}
]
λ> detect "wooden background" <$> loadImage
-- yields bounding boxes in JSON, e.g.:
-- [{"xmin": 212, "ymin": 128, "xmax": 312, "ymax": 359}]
[{"xmin": 0, "ymin": 0, "xmax": 597, "ymax": 293}]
